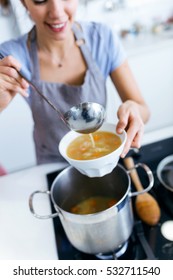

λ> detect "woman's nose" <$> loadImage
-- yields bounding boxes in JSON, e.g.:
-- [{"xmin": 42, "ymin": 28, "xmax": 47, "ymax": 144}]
[{"xmin": 47, "ymin": 0, "xmax": 65, "ymax": 19}]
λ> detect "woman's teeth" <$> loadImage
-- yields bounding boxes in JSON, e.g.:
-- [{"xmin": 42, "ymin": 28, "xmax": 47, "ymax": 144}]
[{"xmin": 51, "ymin": 23, "xmax": 65, "ymax": 29}]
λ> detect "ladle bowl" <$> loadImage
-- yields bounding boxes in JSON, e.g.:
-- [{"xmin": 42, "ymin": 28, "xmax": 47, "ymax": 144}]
[{"xmin": 64, "ymin": 102, "xmax": 105, "ymax": 134}]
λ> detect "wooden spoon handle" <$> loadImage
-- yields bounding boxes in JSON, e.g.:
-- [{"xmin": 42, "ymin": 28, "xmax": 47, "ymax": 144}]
[
  {"xmin": 124, "ymin": 157, "xmax": 161, "ymax": 226},
  {"xmin": 124, "ymin": 157, "xmax": 143, "ymax": 192}
]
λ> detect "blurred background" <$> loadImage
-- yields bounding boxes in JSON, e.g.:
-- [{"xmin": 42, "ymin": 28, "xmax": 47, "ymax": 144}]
[{"xmin": 0, "ymin": 0, "xmax": 173, "ymax": 173}]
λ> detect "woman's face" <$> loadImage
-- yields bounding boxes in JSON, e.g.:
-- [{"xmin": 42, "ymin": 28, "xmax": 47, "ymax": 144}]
[{"xmin": 21, "ymin": 0, "xmax": 78, "ymax": 41}]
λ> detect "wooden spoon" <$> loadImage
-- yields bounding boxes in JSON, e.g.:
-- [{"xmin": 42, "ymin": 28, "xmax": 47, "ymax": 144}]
[{"xmin": 124, "ymin": 157, "xmax": 161, "ymax": 226}]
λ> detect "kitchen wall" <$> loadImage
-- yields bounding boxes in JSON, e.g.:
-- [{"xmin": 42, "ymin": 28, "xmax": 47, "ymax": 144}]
[
  {"xmin": 0, "ymin": 5, "xmax": 19, "ymax": 43},
  {"xmin": 0, "ymin": 0, "xmax": 173, "ymax": 173},
  {"xmin": 0, "ymin": 3, "xmax": 36, "ymax": 172},
  {"xmin": 77, "ymin": 0, "xmax": 173, "ymax": 131}
]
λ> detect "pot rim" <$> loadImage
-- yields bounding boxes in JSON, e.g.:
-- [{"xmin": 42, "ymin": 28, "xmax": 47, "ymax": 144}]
[
  {"xmin": 157, "ymin": 154, "xmax": 173, "ymax": 192},
  {"xmin": 50, "ymin": 164, "xmax": 131, "ymax": 218}
]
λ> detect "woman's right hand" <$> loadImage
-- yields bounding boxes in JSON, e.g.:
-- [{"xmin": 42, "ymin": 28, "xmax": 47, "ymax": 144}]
[{"xmin": 0, "ymin": 55, "xmax": 29, "ymax": 112}]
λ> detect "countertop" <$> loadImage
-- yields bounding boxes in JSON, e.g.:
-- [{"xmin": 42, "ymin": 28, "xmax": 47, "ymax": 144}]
[
  {"xmin": 0, "ymin": 162, "xmax": 68, "ymax": 260},
  {"xmin": 0, "ymin": 126, "xmax": 173, "ymax": 260},
  {"xmin": 122, "ymin": 31, "xmax": 173, "ymax": 57}
]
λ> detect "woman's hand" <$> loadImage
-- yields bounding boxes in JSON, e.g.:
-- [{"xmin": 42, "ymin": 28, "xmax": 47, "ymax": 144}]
[
  {"xmin": 111, "ymin": 61, "xmax": 150, "ymax": 157},
  {"xmin": 116, "ymin": 100, "xmax": 146, "ymax": 158},
  {"xmin": 0, "ymin": 55, "xmax": 29, "ymax": 112}
]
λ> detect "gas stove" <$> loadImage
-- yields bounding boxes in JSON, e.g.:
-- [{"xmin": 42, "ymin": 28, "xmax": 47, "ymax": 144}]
[{"xmin": 47, "ymin": 136, "xmax": 173, "ymax": 260}]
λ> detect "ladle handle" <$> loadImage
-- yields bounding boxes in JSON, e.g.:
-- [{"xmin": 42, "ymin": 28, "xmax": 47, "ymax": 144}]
[
  {"xmin": 0, "ymin": 53, "xmax": 66, "ymax": 122},
  {"xmin": 29, "ymin": 190, "xmax": 59, "ymax": 219},
  {"xmin": 25, "ymin": 78, "xmax": 65, "ymax": 121}
]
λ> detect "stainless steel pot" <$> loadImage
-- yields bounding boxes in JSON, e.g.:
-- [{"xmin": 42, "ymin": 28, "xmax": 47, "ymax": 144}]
[
  {"xmin": 157, "ymin": 155, "xmax": 173, "ymax": 192},
  {"xmin": 29, "ymin": 164, "xmax": 154, "ymax": 255}
]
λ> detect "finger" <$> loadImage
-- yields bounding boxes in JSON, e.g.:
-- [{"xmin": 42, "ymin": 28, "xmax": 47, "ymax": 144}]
[
  {"xmin": 1, "ymin": 71, "xmax": 29, "ymax": 89},
  {"xmin": 116, "ymin": 104, "xmax": 130, "ymax": 133},
  {"xmin": 0, "ymin": 55, "xmax": 22, "ymax": 72},
  {"xmin": 116, "ymin": 119, "xmax": 128, "ymax": 134},
  {"xmin": 120, "ymin": 121, "xmax": 140, "ymax": 157},
  {"xmin": 0, "ymin": 65, "xmax": 18, "ymax": 78},
  {"xmin": 0, "ymin": 56, "xmax": 29, "ymax": 89},
  {"xmin": 132, "ymin": 128, "xmax": 143, "ymax": 146},
  {"xmin": 0, "ymin": 78, "xmax": 29, "ymax": 97},
  {"xmin": 116, "ymin": 112, "xmax": 129, "ymax": 134},
  {"xmin": 121, "ymin": 137, "xmax": 131, "ymax": 158},
  {"xmin": 121, "ymin": 124, "xmax": 144, "ymax": 158},
  {"xmin": 0, "ymin": 66, "xmax": 29, "ymax": 89}
]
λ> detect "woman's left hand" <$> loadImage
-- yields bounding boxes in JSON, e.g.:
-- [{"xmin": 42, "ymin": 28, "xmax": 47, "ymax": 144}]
[{"xmin": 116, "ymin": 100, "xmax": 145, "ymax": 158}]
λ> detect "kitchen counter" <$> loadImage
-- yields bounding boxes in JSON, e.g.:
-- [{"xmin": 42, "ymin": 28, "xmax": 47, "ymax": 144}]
[
  {"xmin": 122, "ymin": 31, "xmax": 173, "ymax": 57},
  {"xmin": 0, "ymin": 126, "xmax": 173, "ymax": 260},
  {"xmin": 0, "ymin": 162, "xmax": 68, "ymax": 260}
]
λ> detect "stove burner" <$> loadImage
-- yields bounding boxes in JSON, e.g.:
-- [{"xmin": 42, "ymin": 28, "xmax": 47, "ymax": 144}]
[
  {"xmin": 96, "ymin": 241, "xmax": 128, "ymax": 260},
  {"xmin": 162, "ymin": 242, "xmax": 173, "ymax": 257}
]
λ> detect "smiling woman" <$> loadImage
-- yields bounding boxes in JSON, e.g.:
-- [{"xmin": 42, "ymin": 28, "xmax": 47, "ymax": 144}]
[{"xmin": 0, "ymin": 0, "xmax": 150, "ymax": 171}]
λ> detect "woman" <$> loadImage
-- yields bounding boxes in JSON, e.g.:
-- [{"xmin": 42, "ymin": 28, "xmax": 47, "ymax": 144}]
[{"xmin": 0, "ymin": 0, "xmax": 150, "ymax": 165}]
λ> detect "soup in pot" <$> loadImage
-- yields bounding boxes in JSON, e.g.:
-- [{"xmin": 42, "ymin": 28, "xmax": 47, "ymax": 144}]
[
  {"xmin": 70, "ymin": 196, "xmax": 117, "ymax": 215},
  {"xmin": 66, "ymin": 131, "xmax": 122, "ymax": 160}
]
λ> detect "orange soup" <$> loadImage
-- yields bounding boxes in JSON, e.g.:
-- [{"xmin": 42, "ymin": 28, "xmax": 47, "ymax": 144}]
[
  {"xmin": 70, "ymin": 196, "xmax": 117, "ymax": 215},
  {"xmin": 66, "ymin": 131, "xmax": 122, "ymax": 160}
]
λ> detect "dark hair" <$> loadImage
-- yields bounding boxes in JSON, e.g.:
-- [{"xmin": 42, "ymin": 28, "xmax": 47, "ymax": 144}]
[{"xmin": 0, "ymin": 0, "xmax": 9, "ymax": 8}]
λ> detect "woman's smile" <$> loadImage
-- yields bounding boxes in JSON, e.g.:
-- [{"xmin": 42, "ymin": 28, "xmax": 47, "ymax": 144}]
[{"xmin": 46, "ymin": 21, "xmax": 67, "ymax": 33}]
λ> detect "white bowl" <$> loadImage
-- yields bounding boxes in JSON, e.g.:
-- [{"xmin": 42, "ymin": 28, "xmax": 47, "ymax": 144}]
[{"xmin": 59, "ymin": 122, "xmax": 127, "ymax": 177}]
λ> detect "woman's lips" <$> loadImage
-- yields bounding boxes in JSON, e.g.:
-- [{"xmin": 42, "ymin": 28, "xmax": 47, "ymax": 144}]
[{"xmin": 47, "ymin": 22, "xmax": 67, "ymax": 32}]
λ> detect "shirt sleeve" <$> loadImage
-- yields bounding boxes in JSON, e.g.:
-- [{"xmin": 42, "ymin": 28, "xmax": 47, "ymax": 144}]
[
  {"xmin": 0, "ymin": 34, "xmax": 32, "ymax": 81},
  {"xmin": 108, "ymin": 29, "xmax": 127, "ymax": 73},
  {"xmin": 80, "ymin": 22, "xmax": 127, "ymax": 79}
]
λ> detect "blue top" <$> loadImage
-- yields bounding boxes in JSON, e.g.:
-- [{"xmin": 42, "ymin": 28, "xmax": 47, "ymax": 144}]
[{"xmin": 0, "ymin": 21, "xmax": 126, "ymax": 82}]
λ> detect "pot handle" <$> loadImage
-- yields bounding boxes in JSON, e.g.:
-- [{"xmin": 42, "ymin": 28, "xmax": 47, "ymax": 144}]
[
  {"xmin": 127, "ymin": 163, "xmax": 154, "ymax": 197},
  {"xmin": 29, "ymin": 190, "xmax": 59, "ymax": 219}
]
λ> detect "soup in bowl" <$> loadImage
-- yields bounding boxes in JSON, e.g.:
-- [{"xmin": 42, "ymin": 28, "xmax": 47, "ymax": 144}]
[{"xmin": 59, "ymin": 122, "xmax": 127, "ymax": 177}]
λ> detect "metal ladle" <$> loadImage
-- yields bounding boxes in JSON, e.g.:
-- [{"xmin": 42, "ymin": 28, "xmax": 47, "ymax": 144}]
[{"xmin": 0, "ymin": 53, "xmax": 105, "ymax": 134}]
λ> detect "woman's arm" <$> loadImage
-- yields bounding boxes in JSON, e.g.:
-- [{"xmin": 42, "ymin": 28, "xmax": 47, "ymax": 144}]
[{"xmin": 110, "ymin": 60, "xmax": 150, "ymax": 157}]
